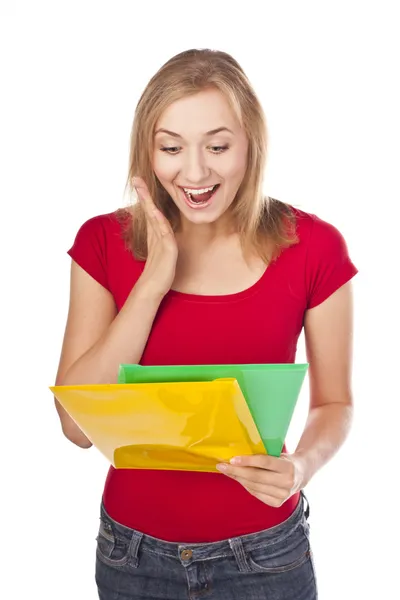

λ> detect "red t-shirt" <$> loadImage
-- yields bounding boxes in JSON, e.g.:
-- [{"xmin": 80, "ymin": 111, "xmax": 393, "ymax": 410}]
[{"xmin": 67, "ymin": 206, "xmax": 357, "ymax": 542}]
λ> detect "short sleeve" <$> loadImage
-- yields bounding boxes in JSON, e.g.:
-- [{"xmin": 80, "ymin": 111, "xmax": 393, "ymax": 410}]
[
  {"xmin": 306, "ymin": 215, "xmax": 358, "ymax": 309},
  {"xmin": 67, "ymin": 215, "xmax": 110, "ymax": 290}
]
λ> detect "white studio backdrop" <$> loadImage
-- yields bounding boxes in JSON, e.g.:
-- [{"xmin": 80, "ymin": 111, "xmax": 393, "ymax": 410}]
[{"xmin": 1, "ymin": 1, "xmax": 399, "ymax": 598}]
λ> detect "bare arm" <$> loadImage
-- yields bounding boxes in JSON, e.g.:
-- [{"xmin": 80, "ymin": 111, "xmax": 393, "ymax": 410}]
[
  {"xmin": 54, "ymin": 262, "xmax": 163, "ymax": 447},
  {"xmin": 54, "ymin": 178, "xmax": 178, "ymax": 448},
  {"xmin": 294, "ymin": 280, "xmax": 354, "ymax": 484},
  {"xmin": 216, "ymin": 280, "xmax": 356, "ymax": 506}
]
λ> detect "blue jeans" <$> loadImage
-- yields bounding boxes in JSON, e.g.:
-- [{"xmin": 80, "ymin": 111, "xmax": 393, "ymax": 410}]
[{"xmin": 95, "ymin": 492, "xmax": 317, "ymax": 599}]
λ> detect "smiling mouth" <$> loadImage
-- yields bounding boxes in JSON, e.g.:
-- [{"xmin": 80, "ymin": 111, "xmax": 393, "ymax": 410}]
[{"xmin": 179, "ymin": 184, "xmax": 220, "ymax": 204}]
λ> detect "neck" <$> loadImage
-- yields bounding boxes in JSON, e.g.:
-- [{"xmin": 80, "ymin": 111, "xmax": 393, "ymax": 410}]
[{"xmin": 177, "ymin": 214, "xmax": 236, "ymax": 248}]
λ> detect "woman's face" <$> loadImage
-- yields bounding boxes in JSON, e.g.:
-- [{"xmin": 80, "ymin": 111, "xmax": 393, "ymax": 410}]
[{"xmin": 153, "ymin": 88, "xmax": 248, "ymax": 227}]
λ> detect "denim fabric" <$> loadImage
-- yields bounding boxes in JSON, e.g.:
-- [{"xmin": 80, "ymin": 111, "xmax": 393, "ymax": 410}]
[{"xmin": 95, "ymin": 492, "xmax": 317, "ymax": 599}]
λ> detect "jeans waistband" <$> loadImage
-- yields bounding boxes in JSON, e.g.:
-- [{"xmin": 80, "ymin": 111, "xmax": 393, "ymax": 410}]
[{"xmin": 100, "ymin": 491, "xmax": 308, "ymax": 562}]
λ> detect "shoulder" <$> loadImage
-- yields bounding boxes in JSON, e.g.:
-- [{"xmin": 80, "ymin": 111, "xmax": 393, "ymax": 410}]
[
  {"xmin": 288, "ymin": 205, "xmax": 350, "ymax": 255},
  {"xmin": 67, "ymin": 209, "xmax": 135, "ymax": 291},
  {"xmin": 69, "ymin": 209, "xmax": 133, "ymax": 251},
  {"xmin": 284, "ymin": 206, "xmax": 357, "ymax": 309},
  {"xmin": 290, "ymin": 205, "xmax": 333, "ymax": 234},
  {"xmin": 72, "ymin": 210, "xmax": 130, "ymax": 237}
]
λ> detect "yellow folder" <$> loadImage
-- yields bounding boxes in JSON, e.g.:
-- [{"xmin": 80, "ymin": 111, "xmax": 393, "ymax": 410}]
[{"xmin": 51, "ymin": 378, "xmax": 266, "ymax": 472}]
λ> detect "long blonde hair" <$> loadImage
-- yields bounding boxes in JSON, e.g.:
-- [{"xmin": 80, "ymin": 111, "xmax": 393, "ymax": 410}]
[{"xmin": 119, "ymin": 49, "xmax": 298, "ymax": 261}]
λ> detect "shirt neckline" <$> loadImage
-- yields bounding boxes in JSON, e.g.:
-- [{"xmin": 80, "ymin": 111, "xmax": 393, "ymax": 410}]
[{"xmin": 166, "ymin": 259, "xmax": 278, "ymax": 304}]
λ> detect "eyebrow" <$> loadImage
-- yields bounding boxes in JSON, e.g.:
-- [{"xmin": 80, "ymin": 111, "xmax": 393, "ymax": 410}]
[{"xmin": 154, "ymin": 127, "xmax": 234, "ymax": 138}]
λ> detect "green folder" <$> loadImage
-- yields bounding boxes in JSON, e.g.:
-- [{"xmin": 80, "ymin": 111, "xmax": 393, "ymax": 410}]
[{"xmin": 118, "ymin": 363, "xmax": 308, "ymax": 456}]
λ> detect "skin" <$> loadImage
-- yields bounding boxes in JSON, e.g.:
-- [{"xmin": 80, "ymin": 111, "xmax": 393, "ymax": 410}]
[
  {"xmin": 151, "ymin": 88, "xmax": 266, "ymax": 295},
  {"xmin": 215, "ymin": 281, "xmax": 354, "ymax": 507},
  {"xmin": 147, "ymin": 88, "xmax": 353, "ymax": 506},
  {"xmin": 139, "ymin": 172, "xmax": 354, "ymax": 507},
  {"xmin": 56, "ymin": 88, "xmax": 354, "ymax": 508},
  {"xmin": 153, "ymin": 87, "xmax": 248, "ymax": 236}
]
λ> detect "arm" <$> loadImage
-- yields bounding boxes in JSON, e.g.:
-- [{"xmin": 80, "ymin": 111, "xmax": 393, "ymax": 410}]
[
  {"xmin": 54, "ymin": 261, "xmax": 163, "ymax": 448},
  {"xmin": 216, "ymin": 281, "xmax": 355, "ymax": 505},
  {"xmin": 293, "ymin": 280, "xmax": 354, "ymax": 484},
  {"xmin": 55, "ymin": 179, "xmax": 178, "ymax": 449}
]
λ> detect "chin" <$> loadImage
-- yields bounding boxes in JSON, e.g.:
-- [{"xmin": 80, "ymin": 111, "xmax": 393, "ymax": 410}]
[{"xmin": 179, "ymin": 205, "xmax": 228, "ymax": 225}]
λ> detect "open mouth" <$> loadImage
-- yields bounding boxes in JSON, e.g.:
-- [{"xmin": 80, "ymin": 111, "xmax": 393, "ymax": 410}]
[{"xmin": 179, "ymin": 184, "xmax": 220, "ymax": 207}]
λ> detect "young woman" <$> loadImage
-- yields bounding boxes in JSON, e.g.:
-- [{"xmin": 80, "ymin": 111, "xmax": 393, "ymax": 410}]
[{"xmin": 55, "ymin": 48, "xmax": 357, "ymax": 599}]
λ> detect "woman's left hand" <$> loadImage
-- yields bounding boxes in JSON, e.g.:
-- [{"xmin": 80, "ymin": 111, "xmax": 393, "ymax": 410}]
[{"xmin": 216, "ymin": 453, "xmax": 307, "ymax": 507}]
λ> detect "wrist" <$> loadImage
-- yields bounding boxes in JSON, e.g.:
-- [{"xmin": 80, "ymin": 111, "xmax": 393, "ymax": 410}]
[
  {"xmin": 133, "ymin": 278, "xmax": 167, "ymax": 304},
  {"xmin": 291, "ymin": 450, "xmax": 313, "ymax": 489}
]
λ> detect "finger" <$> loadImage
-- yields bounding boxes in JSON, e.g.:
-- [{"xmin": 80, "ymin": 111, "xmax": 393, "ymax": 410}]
[
  {"xmin": 148, "ymin": 206, "xmax": 172, "ymax": 237},
  {"xmin": 133, "ymin": 177, "xmax": 173, "ymax": 239},
  {"xmin": 234, "ymin": 477, "xmax": 289, "ymax": 500},
  {"xmin": 244, "ymin": 488, "xmax": 288, "ymax": 508},
  {"xmin": 133, "ymin": 177, "xmax": 159, "ymax": 231},
  {"xmin": 217, "ymin": 464, "xmax": 292, "ymax": 490},
  {"xmin": 133, "ymin": 176, "xmax": 154, "ymax": 211},
  {"xmin": 133, "ymin": 177, "xmax": 157, "ymax": 235},
  {"xmin": 230, "ymin": 454, "xmax": 293, "ymax": 473},
  {"xmin": 145, "ymin": 209, "xmax": 174, "ymax": 247}
]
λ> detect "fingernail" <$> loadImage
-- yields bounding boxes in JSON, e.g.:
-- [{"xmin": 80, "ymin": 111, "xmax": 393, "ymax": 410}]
[
  {"xmin": 216, "ymin": 463, "xmax": 227, "ymax": 472},
  {"xmin": 230, "ymin": 457, "xmax": 241, "ymax": 465}
]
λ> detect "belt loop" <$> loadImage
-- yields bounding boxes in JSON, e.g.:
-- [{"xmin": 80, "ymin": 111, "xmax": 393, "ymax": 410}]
[
  {"xmin": 229, "ymin": 537, "xmax": 251, "ymax": 573},
  {"xmin": 127, "ymin": 530, "xmax": 144, "ymax": 569},
  {"xmin": 301, "ymin": 490, "xmax": 310, "ymax": 520}
]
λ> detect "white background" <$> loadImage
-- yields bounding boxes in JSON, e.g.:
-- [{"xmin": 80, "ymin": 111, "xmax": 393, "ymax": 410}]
[{"xmin": 1, "ymin": 1, "xmax": 399, "ymax": 598}]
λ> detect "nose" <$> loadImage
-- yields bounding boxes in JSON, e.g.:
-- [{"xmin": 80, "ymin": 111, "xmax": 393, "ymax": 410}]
[{"xmin": 182, "ymin": 147, "xmax": 211, "ymax": 184}]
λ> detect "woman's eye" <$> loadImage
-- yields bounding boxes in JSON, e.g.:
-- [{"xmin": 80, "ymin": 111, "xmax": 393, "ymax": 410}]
[
  {"xmin": 160, "ymin": 147, "xmax": 181, "ymax": 154},
  {"xmin": 160, "ymin": 145, "xmax": 229, "ymax": 155},
  {"xmin": 209, "ymin": 146, "xmax": 229, "ymax": 154}
]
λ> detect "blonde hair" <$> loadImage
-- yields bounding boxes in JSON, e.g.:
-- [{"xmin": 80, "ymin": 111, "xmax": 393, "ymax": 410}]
[{"xmin": 118, "ymin": 49, "xmax": 298, "ymax": 261}]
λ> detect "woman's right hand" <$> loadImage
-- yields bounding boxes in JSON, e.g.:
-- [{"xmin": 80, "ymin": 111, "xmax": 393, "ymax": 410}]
[{"xmin": 133, "ymin": 177, "xmax": 178, "ymax": 299}]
